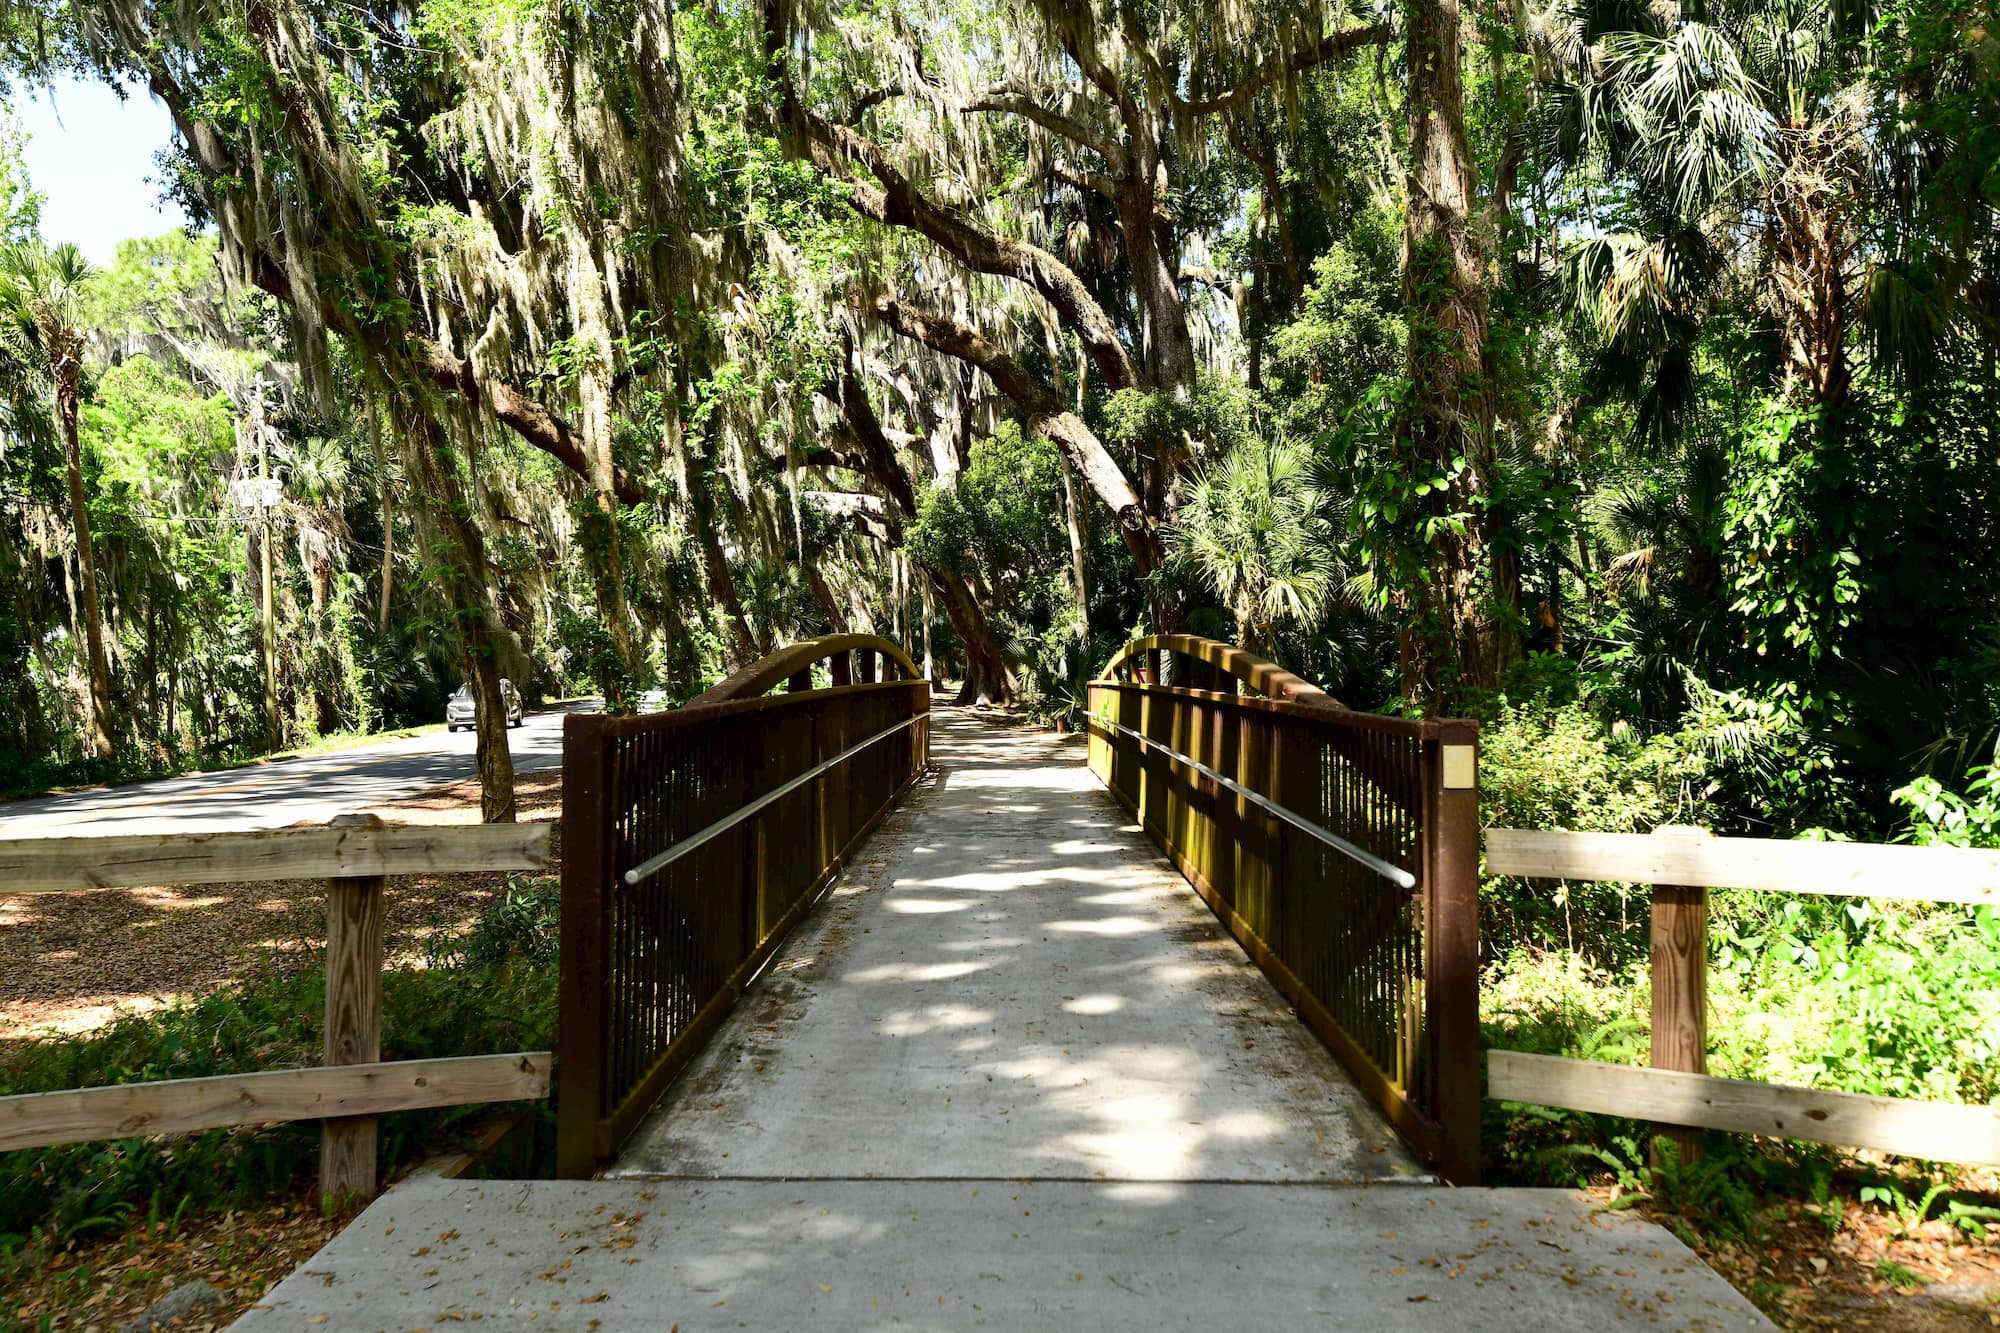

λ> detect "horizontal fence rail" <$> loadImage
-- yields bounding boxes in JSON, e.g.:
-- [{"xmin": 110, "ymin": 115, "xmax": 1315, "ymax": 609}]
[
  {"xmin": 557, "ymin": 635, "xmax": 930, "ymax": 1175},
  {"xmin": 1485, "ymin": 827, "xmax": 2000, "ymax": 904},
  {"xmin": 1488, "ymin": 1052, "xmax": 2000, "ymax": 1166},
  {"xmin": 0, "ymin": 1053, "xmax": 551, "ymax": 1154},
  {"xmin": 1086, "ymin": 634, "xmax": 1482, "ymax": 1184},
  {"xmin": 1489, "ymin": 825, "xmax": 2000, "ymax": 1166},
  {"xmin": 0, "ymin": 815, "xmax": 551, "ymax": 1204},
  {"xmin": 0, "ymin": 822, "xmax": 551, "ymax": 892}
]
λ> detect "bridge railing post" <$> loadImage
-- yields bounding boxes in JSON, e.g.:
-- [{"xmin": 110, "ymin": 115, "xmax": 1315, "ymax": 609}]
[
  {"xmin": 1426, "ymin": 719, "xmax": 1482, "ymax": 1185},
  {"xmin": 556, "ymin": 715, "xmax": 612, "ymax": 1179}
]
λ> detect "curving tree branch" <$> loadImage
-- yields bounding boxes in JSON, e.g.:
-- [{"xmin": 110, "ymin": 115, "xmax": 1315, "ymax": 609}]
[
  {"xmin": 1179, "ymin": 24, "xmax": 1394, "ymax": 115},
  {"xmin": 865, "ymin": 290, "xmax": 1169, "ymax": 609},
  {"xmin": 765, "ymin": 0, "xmax": 1140, "ymax": 393}
]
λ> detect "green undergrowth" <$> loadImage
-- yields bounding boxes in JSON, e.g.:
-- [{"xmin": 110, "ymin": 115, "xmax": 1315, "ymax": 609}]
[
  {"xmin": 1479, "ymin": 914, "xmax": 2000, "ymax": 1252},
  {"xmin": 0, "ymin": 877, "xmax": 563, "ymax": 1262},
  {"xmin": 1483, "ymin": 895, "xmax": 2000, "ymax": 1105},
  {"xmin": 1475, "ymin": 679, "xmax": 2000, "ymax": 1250}
]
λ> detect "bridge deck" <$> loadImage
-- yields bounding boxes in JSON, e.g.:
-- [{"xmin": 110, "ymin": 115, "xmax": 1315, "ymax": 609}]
[
  {"xmin": 239, "ymin": 711, "xmax": 1769, "ymax": 1329},
  {"xmin": 612, "ymin": 710, "xmax": 1421, "ymax": 1184}
]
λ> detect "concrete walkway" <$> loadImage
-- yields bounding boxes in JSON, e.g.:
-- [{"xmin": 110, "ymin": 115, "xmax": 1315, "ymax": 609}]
[
  {"xmin": 612, "ymin": 710, "xmax": 1420, "ymax": 1185},
  {"xmin": 241, "ymin": 710, "xmax": 1770, "ymax": 1330}
]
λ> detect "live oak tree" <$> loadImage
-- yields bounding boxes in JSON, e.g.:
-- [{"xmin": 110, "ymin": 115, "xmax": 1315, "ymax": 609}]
[{"xmin": 760, "ymin": 0, "xmax": 1393, "ymax": 634}]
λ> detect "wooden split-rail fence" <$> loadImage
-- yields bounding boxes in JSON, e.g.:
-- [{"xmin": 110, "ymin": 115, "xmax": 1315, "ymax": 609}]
[
  {"xmin": 0, "ymin": 816, "xmax": 554, "ymax": 1204},
  {"xmin": 1484, "ymin": 826, "xmax": 2000, "ymax": 1167}
]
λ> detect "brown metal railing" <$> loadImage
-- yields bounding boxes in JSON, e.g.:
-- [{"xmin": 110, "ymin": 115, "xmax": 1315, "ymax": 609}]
[
  {"xmin": 556, "ymin": 635, "xmax": 929, "ymax": 1175},
  {"xmin": 1086, "ymin": 634, "xmax": 1481, "ymax": 1183}
]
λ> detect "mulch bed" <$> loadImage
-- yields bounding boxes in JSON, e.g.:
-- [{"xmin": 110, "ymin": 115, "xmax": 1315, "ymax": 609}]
[
  {"xmin": 0, "ymin": 772, "xmax": 562, "ymax": 1045},
  {"xmin": 6, "ymin": 1191, "xmax": 358, "ymax": 1332},
  {"xmin": 1614, "ymin": 1167, "xmax": 2000, "ymax": 1328}
]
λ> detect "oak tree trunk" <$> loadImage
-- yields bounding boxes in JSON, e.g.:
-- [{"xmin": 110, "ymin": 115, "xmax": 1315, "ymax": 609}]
[
  {"xmin": 400, "ymin": 404, "xmax": 516, "ymax": 822},
  {"xmin": 927, "ymin": 569, "xmax": 1018, "ymax": 705},
  {"xmin": 805, "ymin": 562, "xmax": 850, "ymax": 635},
  {"xmin": 690, "ymin": 481, "xmax": 759, "ymax": 669},
  {"xmin": 1059, "ymin": 454, "xmax": 1091, "ymax": 644}
]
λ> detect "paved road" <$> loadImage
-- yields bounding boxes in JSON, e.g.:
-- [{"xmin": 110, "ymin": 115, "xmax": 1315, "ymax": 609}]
[{"xmin": 0, "ymin": 703, "xmax": 596, "ymax": 839}]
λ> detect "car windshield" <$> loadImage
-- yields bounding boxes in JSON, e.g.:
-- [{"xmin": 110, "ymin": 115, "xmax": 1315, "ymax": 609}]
[{"xmin": 452, "ymin": 684, "xmax": 472, "ymax": 700}]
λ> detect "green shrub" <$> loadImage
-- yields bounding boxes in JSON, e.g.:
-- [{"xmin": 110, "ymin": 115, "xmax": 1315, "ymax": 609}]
[
  {"xmin": 1709, "ymin": 895, "xmax": 2000, "ymax": 1103},
  {"xmin": 459, "ymin": 875, "xmax": 563, "ymax": 972},
  {"xmin": 1894, "ymin": 764, "xmax": 2000, "ymax": 847},
  {"xmin": 1479, "ymin": 691, "xmax": 1706, "ymax": 967}
]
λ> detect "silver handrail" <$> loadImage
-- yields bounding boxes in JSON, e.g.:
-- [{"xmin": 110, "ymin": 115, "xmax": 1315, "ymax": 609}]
[
  {"xmin": 621, "ymin": 711, "xmax": 930, "ymax": 887},
  {"xmin": 1090, "ymin": 714, "xmax": 1418, "ymax": 891}
]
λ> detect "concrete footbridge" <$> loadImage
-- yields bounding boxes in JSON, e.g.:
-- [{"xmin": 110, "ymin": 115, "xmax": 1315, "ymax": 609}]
[{"xmin": 240, "ymin": 634, "xmax": 1768, "ymax": 1329}]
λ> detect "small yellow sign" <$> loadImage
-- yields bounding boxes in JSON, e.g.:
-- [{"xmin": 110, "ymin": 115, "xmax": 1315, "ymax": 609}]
[{"xmin": 1441, "ymin": 744, "xmax": 1477, "ymax": 790}]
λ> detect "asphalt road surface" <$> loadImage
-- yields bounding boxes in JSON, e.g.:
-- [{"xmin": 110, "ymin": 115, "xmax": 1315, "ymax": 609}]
[{"xmin": 0, "ymin": 703, "xmax": 598, "ymax": 839}]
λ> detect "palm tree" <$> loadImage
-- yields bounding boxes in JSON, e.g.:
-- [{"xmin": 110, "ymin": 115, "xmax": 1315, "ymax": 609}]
[
  {"xmin": 0, "ymin": 242, "xmax": 114, "ymax": 758},
  {"xmin": 1167, "ymin": 437, "xmax": 1340, "ymax": 654},
  {"xmin": 1546, "ymin": 0, "xmax": 1967, "ymax": 427}
]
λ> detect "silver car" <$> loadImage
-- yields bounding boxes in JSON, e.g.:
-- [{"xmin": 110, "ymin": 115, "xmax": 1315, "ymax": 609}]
[{"xmin": 446, "ymin": 679, "xmax": 524, "ymax": 731}]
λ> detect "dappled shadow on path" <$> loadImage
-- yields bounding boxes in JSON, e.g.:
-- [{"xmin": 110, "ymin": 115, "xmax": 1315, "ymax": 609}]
[{"xmin": 614, "ymin": 707, "xmax": 1420, "ymax": 1189}]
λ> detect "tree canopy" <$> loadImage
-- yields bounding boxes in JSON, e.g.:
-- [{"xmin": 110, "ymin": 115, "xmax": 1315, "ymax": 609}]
[{"xmin": 0, "ymin": 0, "xmax": 1994, "ymax": 836}]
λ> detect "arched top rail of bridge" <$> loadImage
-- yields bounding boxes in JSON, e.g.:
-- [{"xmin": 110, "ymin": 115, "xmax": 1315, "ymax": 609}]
[
  {"xmin": 1096, "ymin": 632, "xmax": 1341, "ymax": 706},
  {"xmin": 690, "ymin": 632, "xmax": 924, "ymax": 704}
]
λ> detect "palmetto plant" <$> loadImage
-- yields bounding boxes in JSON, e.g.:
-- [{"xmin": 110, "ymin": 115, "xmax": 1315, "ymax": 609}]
[
  {"xmin": 1545, "ymin": 0, "xmax": 1964, "ymax": 425},
  {"xmin": 1595, "ymin": 435, "xmax": 1728, "ymax": 600},
  {"xmin": 1166, "ymin": 436, "xmax": 1341, "ymax": 654}
]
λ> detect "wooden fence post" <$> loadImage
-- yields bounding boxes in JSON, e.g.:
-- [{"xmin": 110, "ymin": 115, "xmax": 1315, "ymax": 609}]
[
  {"xmin": 1428, "ymin": 720, "xmax": 1482, "ymax": 1186},
  {"xmin": 1650, "ymin": 825, "xmax": 1710, "ymax": 1167},
  {"xmin": 322, "ymin": 812, "xmax": 386, "ymax": 1206}
]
